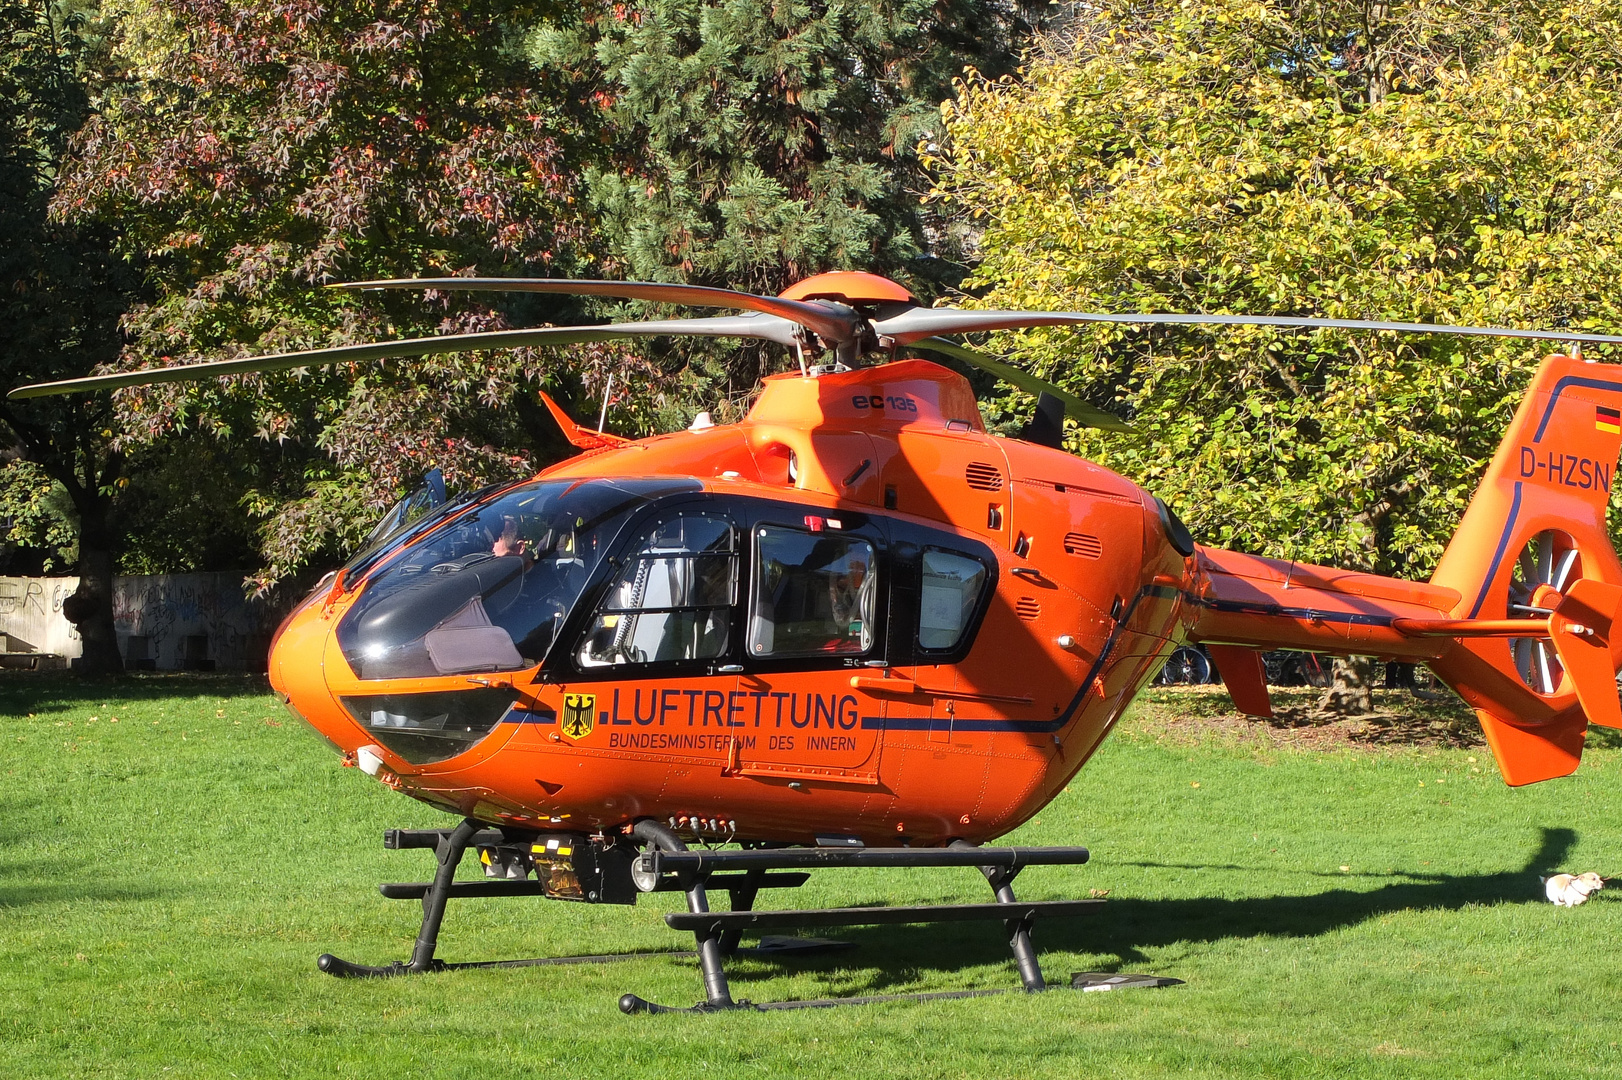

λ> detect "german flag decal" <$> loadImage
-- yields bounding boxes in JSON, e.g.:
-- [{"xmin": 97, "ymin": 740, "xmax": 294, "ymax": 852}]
[{"xmin": 1599, "ymin": 406, "xmax": 1622, "ymax": 435}]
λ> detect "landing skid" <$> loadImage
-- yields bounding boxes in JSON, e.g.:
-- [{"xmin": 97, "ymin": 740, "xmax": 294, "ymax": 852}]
[
  {"xmin": 319, "ymin": 936, "xmax": 848, "ymax": 979},
  {"xmin": 317, "ymin": 818, "xmax": 1174, "ymax": 1011},
  {"xmin": 622, "ymin": 971, "xmax": 1186, "ymax": 1014}
]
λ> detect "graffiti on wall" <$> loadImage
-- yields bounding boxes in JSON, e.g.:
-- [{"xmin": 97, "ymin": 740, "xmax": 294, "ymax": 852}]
[{"xmin": 0, "ymin": 573, "xmax": 285, "ymax": 672}]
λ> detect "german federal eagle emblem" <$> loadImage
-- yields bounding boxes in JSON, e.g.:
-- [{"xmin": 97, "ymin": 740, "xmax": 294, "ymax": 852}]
[{"xmin": 561, "ymin": 694, "xmax": 596, "ymax": 740}]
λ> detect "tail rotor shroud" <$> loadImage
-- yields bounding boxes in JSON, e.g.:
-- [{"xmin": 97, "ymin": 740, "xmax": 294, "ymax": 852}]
[{"xmin": 1507, "ymin": 530, "xmax": 1582, "ymax": 696}]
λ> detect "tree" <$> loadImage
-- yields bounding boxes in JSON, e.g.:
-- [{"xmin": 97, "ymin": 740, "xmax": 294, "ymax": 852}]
[
  {"xmin": 933, "ymin": 0, "xmax": 1622, "ymax": 574},
  {"xmin": 933, "ymin": 0, "xmax": 1622, "ymax": 710},
  {"xmin": 0, "ymin": 460, "xmax": 78, "ymax": 575},
  {"xmin": 54, "ymin": 0, "xmax": 608, "ymax": 589},
  {"xmin": 0, "ymin": 0, "xmax": 146, "ymax": 672},
  {"xmin": 54, "ymin": 0, "xmax": 1055, "ymax": 588},
  {"xmin": 526, "ymin": 0, "xmax": 1047, "ymax": 408}
]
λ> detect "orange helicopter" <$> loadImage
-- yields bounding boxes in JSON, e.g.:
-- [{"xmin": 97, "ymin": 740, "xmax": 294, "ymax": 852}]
[{"xmin": 15, "ymin": 270, "xmax": 1622, "ymax": 1012}]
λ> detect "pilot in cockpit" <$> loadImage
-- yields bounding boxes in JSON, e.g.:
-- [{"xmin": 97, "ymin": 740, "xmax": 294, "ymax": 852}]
[{"xmin": 492, "ymin": 516, "xmax": 529, "ymax": 559}]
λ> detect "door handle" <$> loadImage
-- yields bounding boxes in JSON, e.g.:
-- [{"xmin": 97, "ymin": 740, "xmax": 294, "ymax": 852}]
[{"xmin": 849, "ymin": 675, "xmax": 918, "ymax": 694}]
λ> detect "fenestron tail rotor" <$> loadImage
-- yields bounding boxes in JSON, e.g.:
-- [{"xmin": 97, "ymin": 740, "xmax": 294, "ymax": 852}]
[{"xmin": 1507, "ymin": 530, "xmax": 1584, "ymax": 696}]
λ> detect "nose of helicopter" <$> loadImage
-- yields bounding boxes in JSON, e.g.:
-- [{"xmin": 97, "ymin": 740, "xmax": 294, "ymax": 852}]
[
  {"xmin": 262, "ymin": 478, "xmax": 617, "ymax": 760},
  {"xmin": 267, "ymin": 584, "xmax": 363, "ymax": 759},
  {"xmin": 266, "ymin": 583, "xmax": 528, "ymax": 785}
]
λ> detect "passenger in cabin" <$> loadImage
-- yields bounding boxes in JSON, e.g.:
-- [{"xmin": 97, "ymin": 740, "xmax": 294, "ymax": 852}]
[{"xmin": 828, "ymin": 557, "xmax": 870, "ymax": 643}]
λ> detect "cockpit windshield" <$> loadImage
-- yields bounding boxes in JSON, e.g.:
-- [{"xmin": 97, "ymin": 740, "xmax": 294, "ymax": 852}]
[{"xmin": 336, "ymin": 478, "xmax": 696, "ymax": 680}]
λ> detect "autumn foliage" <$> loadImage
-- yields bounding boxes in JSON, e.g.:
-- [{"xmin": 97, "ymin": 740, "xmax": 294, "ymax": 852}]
[
  {"xmin": 43, "ymin": 0, "xmax": 1038, "ymax": 586},
  {"xmin": 54, "ymin": 0, "xmax": 603, "ymax": 583}
]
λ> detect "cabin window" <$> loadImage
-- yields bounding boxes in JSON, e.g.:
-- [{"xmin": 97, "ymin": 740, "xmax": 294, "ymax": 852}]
[
  {"xmin": 576, "ymin": 514, "xmax": 737, "ymax": 668},
  {"xmin": 748, "ymin": 527, "xmax": 876, "ymax": 657},
  {"xmin": 918, "ymin": 548, "xmax": 987, "ymax": 651}
]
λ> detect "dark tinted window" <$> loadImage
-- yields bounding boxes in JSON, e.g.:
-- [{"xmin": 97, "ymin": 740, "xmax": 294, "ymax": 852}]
[
  {"xmin": 341, "ymin": 689, "xmax": 516, "ymax": 764},
  {"xmin": 748, "ymin": 526, "xmax": 875, "ymax": 657}
]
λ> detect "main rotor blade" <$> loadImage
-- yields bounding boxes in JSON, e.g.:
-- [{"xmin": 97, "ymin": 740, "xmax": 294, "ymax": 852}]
[
  {"xmin": 875, "ymin": 308, "xmax": 1622, "ymax": 347},
  {"xmin": 6, "ymin": 314, "xmax": 804, "ymax": 400},
  {"xmin": 337, "ymin": 277, "xmax": 860, "ymax": 346},
  {"xmin": 909, "ymin": 337, "xmax": 1133, "ymax": 433}
]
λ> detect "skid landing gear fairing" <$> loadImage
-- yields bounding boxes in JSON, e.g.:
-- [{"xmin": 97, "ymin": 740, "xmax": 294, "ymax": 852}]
[{"xmin": 315, "ymin": 820, "xmax": 1155, "ymax": 1012}]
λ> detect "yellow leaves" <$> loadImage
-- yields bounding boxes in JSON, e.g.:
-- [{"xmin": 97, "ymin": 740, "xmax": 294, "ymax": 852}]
[{"xmin": 934, "ymin": 0, "xmax": 1622, "ymax": 565}]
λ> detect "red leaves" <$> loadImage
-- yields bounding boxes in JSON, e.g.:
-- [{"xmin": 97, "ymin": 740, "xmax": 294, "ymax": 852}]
[
  {"xmin": 353, "ymin": 20, "xmax": 416, "ymax": 55},
  {"xmin": 58, "ymin": 1, "xmax": 581, "ymax": 271},
  {"xmin": 46, "ymin": 0, "xmax": 620, "ymax": 584}
]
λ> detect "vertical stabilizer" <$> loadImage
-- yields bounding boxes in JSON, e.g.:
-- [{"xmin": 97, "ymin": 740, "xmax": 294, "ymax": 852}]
[{"xmin": 1427, "ymin": 354, "xmax": 1622, "ymax": 784}]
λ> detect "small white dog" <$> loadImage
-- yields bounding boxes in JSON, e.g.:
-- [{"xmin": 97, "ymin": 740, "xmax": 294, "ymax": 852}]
[{"xmin": 1542, "ymin": 872, "xmax": 1606, "ymax": 906}]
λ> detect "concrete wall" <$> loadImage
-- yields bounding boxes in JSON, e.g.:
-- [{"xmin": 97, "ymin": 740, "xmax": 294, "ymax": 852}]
[
  {"xmin": 0, "ymin": 573, "xmax": 283, "ymax": 672},
  {"xmin": 0, "ymin": 577, "xmax": 81, "ymax": 659}
]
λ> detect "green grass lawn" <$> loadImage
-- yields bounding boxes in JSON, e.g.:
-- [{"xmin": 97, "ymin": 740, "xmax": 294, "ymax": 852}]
[{"xmin": 2, "ymin": 674, "xmax": 1620, "ymax": 1078}]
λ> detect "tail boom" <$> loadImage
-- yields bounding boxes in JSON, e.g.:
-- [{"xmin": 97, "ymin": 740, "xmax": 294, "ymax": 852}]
[
  {"xmin": 1187, "ymin": 547, "xmax": 1458, "ymax": 661},
  {"xmin": 1182, "ymin": 354, "xmax": 1622, "ymax": 787}
]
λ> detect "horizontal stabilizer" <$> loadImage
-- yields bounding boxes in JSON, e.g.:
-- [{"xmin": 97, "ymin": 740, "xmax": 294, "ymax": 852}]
[{"xmin": 538, "ymin": 392, "xmax": 629, "ymax": 451}]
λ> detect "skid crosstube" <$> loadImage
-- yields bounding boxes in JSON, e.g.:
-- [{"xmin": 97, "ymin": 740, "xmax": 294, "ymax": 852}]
[
  {"xmin": 317, "ymin": 820, "xmax": 831, "ymax": 981},
  {"xmin": 317, "ymin": 819, "xmax": 1130, "ymax": 1012}
]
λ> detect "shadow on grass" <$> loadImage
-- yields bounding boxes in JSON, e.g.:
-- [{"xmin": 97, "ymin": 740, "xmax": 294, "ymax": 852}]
[
  {"xmin": 704, "ymin": 826, "xmax": 1579, "ymax": 997},
  {"xmin": 0, "ymin": 671, "xmax": 271, "ymax": 718},
  {"xmin": 0, "ymin": 796, "xmax": 45, "ymax": 854},
  {"xmin": 305, "ymin": 829, "xmax": 1580, "ymax": 1004},
  {"xmin": 0, "ymin": 795, "xmax": 172, "ymax": 908},
  {"xmin": 0, "ymin": 880, "xmax": 169, "ymax": 909}
]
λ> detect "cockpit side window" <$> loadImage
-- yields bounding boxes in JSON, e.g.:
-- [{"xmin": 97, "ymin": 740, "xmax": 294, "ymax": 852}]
[
  {"xmin": 748, "ymin": 526, "xmax": 876, "ymax": 658},
  {"xmin": 576, "ymin": 513, "xmax": 738, "ymax": 668}
]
